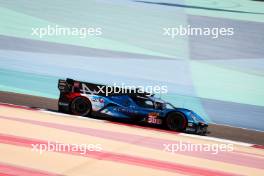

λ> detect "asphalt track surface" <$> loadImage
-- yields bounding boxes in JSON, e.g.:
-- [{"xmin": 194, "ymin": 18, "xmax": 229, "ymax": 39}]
[
  {"xmin": 1, "ymin": 91, "xmax": 264, "ymax": 146},
  {"xmin": 0, "ymin": 97, "xmax": 264, "ymax": 176}
]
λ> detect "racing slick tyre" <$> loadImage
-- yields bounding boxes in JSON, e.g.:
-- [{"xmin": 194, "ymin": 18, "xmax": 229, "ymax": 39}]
[
  {"xmin": 70, "ymin": 97, "xmax": 92, "ymax": 116},
  {"xmin": 165, "ymin": 112, "xmax": 187, "ymax": 132}
]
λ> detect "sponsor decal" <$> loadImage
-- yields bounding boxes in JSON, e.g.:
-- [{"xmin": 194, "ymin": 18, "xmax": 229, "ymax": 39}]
[
  {"xmin": 58, "ymin": 102, "xmax": 69, "ymax": 106},
  {"xmin": 148, "ymin": 117, "xmax": 162, "ymax": 124},
  {"xmin": 91, "ymin": 97, "xmax": 104, "ymax": 103},
  {"xmin": 114, "ymin": 107, "xmax": 137, "ymax": 114},
  {"xmin": 148, "ymin": 112, "xmax": 159, "ymax": 118},
  {"xmin": 147, "ymin": 112, "xmax": 161, "ymax": 124}
]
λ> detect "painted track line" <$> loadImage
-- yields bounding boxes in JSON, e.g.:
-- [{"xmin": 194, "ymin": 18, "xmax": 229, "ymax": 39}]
[
  {"xmin": 1, "ymin": 114, "xmax": 263, "ymax": 169},
  {"xmin": 0, "ymin": 133, "xmax": 241, "ymax": 176},
  {"xmin": 0, "ymin": 162, "xmax": 61, "ymax": 176},
  {"xmin": 0, "ymin": 102, "xmax": 263, "ymax": 149}
]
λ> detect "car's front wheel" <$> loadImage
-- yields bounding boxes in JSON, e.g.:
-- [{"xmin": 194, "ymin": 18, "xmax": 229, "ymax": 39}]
[
  {"xmin": 70, "ymin": 97, "xmax": 91, "ymax": 116},
  {"xmin": 165, "ymin": 112, "xmax": 187, "ymax": 131}
]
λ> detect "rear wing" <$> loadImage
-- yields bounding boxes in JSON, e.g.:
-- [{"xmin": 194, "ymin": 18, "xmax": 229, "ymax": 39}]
[
  {"xmin": 58, "ymin": 78, "xmax": 152, "ymax": 97},
  {"xmin": 58, "ymin": 78, "xmax": 106, "ymax": 95}
]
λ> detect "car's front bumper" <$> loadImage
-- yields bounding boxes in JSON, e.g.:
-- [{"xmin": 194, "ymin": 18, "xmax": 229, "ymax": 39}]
[{"xmin": 185, "ymin": 122, "xmax": 208, "ymax": 135}]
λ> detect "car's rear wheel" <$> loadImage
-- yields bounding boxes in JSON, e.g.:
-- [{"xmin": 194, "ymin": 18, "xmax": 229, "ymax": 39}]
[
  {"xmin": 70, "ymin": 97, "xmax": 91, "ymax": 116},
  {"xmin": 165, "ymin": 112, "xmax": 187, "ymax": 131}
]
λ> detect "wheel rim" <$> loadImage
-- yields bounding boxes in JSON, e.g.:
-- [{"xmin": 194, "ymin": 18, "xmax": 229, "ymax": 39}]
[
  {"xmin": 167, "ymin": 114, "xmax": 186, "ymax": 131},
  {"xmin": 72, "ymin": 97, "xmax": 91, "ymax": 116}
]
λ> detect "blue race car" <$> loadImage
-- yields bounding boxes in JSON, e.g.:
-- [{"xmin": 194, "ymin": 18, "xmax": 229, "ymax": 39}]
[{"xmin": 58, "ymin": 78, "xmax": 208, "ymax": 134}]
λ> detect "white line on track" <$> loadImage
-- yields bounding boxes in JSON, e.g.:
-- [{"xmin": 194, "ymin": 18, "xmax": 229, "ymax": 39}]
[
  {"xmin": 39, "ymin": 109, "xmax": 257, "ymax": 147},
  {"xmin": 0, "ymin": 102, "xmax": 262, "ymax": 147},
  {"xmin": 179, "ymin": 133, "xmax": 253, "ymax": 147},
  {"xmin": 39, "ymin": 109, "xmax": 105, "ymax": 122},
  {"xmin": 210, "ymin": 122, "xmax": 264, "ymax": 133}
]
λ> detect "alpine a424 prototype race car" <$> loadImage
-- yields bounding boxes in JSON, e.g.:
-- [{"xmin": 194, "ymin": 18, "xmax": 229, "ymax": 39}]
[{"xmin": 58, "ymin": 78, "xmax": 208, "ymax": 134}]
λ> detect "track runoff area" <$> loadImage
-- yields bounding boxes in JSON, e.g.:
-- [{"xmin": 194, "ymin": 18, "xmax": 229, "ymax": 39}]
[{"xmin": 0, "ymin": 103, "xmax": 263, "ymax": 176}]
